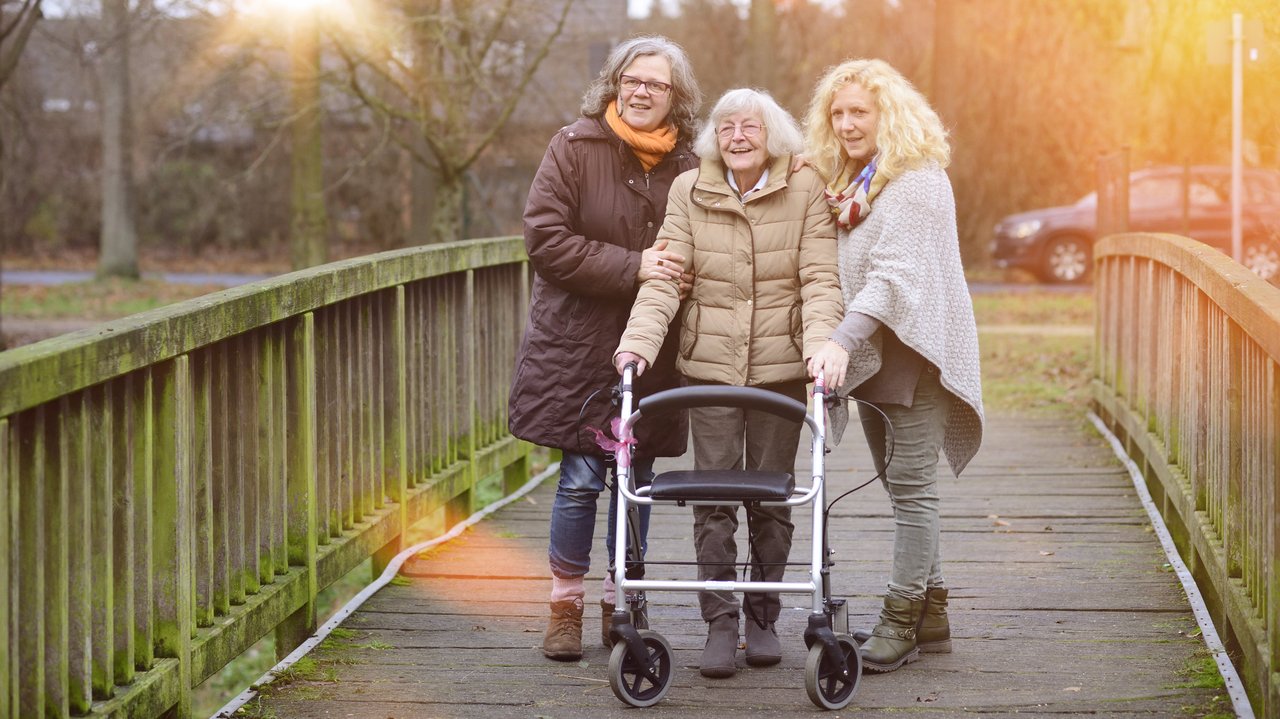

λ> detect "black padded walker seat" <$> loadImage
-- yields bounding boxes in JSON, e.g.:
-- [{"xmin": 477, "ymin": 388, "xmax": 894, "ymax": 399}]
[{"xmin": 648, "ymin": 469, "xmax": 795, "ymax": 502}]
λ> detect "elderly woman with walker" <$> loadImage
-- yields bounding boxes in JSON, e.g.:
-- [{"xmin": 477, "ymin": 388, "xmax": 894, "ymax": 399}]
[{"xmin": 615, "ymin": 87, "xmax": 846, "ymax": 679}]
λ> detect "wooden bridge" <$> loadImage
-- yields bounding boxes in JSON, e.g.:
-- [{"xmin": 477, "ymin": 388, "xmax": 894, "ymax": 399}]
[{"xmin": 0, "ymin": 234, "xmax": 1276, "ymax": 718}]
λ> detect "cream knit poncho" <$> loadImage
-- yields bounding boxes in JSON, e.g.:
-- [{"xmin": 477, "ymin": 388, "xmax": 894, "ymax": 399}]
[{"xmin": 832, "ymin": 163, "xmax": 985, "ymax": 475}]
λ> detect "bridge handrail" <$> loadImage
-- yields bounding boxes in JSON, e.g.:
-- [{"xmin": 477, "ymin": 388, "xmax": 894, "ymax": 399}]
[
  {"xmin": 0, "ymin": 236, "xmax": 535, "ymax": 717},
  {"xmin": 1092, "ymin": 232, "xmax": 1279, "ymax": 717}
]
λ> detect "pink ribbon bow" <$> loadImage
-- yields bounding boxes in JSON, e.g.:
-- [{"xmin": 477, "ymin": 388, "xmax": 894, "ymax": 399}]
[{"xmin": 586, "ymin": 417, "xmax": 636, "ymax": 468}]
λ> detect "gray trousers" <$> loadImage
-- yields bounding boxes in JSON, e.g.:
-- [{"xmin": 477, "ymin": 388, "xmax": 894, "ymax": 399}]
[
  {"xmin": 689, "ymin": 380, "xmax": 807, "ymax": 624},
  {"xmin": 858, "ymin": 367, "xmax": 952, "ymax": 602}
]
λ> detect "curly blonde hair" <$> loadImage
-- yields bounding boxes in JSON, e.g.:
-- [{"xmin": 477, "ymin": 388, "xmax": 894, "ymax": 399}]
[{"xmin": 803, "ymin": 58, "xmax": 949, "ymax": 184}]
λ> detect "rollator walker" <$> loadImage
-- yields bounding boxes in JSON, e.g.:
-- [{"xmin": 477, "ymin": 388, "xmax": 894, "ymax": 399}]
[{"xmin": 605, "ymin": 364, "xmax": 862, "ymax": 710}]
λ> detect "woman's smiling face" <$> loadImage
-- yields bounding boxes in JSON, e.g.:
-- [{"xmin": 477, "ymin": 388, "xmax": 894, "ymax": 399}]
[{"xmin": 829, "ymin": 82, "xmax": 879, "ymax": 164}]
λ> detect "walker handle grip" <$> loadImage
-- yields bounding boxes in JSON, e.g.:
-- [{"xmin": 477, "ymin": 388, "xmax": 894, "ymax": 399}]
[{"xmin": 637, "ymin": 385, "xmax": 807, "ymax": 422}]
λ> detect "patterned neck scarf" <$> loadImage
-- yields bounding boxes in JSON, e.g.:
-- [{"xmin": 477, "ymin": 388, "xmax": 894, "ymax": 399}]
[{"xmin": 824, "ymin": 155, "xmax": 887, "ymax": 231}]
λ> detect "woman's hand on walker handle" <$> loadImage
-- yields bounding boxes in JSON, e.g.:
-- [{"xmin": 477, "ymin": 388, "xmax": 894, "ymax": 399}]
[
  {"xmin": 807, "ymin": 340, "xmax": 849, "ymax": 390},
  {"xmin": 638, "ymin": 239, "xmax": 686, "ymax": 285},
  {"xmin": 615, "ymin": 352, "xmax": 648, "ymax": 376}
]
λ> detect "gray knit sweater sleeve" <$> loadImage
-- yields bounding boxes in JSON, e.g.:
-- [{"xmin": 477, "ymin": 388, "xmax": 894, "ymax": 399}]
[{"xmin": 828, "ymin": 311, "xmax": 881, "ymax": 352}]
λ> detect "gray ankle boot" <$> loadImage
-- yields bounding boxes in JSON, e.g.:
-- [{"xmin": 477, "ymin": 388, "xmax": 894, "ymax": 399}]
[{"xmin": 700, "ymin": 614, "xmax": 739, "ymax": 678}]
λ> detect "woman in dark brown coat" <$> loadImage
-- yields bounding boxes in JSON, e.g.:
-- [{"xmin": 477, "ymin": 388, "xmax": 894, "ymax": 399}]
[{"xmin": 508, "ymin": 35, "xmax": 702, "ymax": 663}]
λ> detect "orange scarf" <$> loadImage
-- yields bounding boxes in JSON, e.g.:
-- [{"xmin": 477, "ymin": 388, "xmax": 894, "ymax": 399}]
[{"xmin": 605, "ymin": 109, "xmax": 678, "ymax": 172}]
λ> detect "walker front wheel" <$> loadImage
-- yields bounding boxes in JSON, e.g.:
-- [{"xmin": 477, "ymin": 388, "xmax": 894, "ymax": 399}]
[
  {"xmin": 608, "ymin": 629, "xmax": 674, "ymax": 708},
  {"xmin": 804, "ymin": 633, "xmax": 861, "ymax": 710}
]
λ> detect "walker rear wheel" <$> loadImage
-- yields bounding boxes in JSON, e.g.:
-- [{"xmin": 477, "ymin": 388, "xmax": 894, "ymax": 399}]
[
  {"xmin": 804, "ymin": 633, "xmax": 861, "ymax": 710},
  {"xmin": 609, "ymin": 629, "xmax": 674, "ymax": 708}
]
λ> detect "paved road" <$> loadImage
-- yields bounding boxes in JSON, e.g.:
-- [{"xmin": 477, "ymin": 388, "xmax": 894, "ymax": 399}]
[
  {"xmin": 2, "ymin": 269, "xmax": 1089, "ymax": 294},
  {"xmin": 0, "ymin": 270, "xmax": 271, "ymax": 287}
]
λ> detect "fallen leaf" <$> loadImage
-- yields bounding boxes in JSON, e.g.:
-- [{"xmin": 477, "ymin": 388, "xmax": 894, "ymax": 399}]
[
  {"xmin": 1039, "ymin": 551, "xmax": 1055, "ymax": 556},
  {"xmin": 916, "ymin": 691, "xmax": 940, "ymax": 702},
  {"xmin": 1063, "ymin": 686, "xmax": 1081, "ymax": 692},
  {"xmin": 993, "ymin": 519, "xmax": 1010, "ymax": 527}
]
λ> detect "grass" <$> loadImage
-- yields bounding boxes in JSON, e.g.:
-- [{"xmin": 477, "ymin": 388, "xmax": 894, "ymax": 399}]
[
  {"xmin": 978, "ymin": 332, "xmax": 1093, "ymax": 416},
  {"xmin": 970, "ymin": 289, "xmax": 1094, "ymax": 326},
  {"xmin": 1, "ymin": 277, "xmax": 221, "ymax": 320}
]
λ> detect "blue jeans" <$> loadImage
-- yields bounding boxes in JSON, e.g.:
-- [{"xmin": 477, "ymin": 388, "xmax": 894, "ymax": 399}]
[{"xmin": 548, "ymin": 452, "xmax": 653, "ymax": 579}]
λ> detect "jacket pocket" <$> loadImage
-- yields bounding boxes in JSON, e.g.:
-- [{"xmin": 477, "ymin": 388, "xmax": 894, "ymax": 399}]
[
  {"xmin": 680, "ymin": 302, "xmax": 701, "ymax": 360},
  {"xmin": 789, "ymin": 303, "xmax": 803, "ymax": 356}
]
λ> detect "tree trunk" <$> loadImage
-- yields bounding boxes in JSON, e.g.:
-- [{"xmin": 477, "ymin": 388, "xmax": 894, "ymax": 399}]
[
  {"xmin": 748, "ymin": 0, "xmax": 777, "ymax": 92},
  {"xmin": 428, "ymin": 174, "xmax": 464, "ymax": 245},
  {"xmin": 99, "ymin": 0, "xmax": 139, "ymax": 278},
  {"xmin": 290, "ymin": 17, "xmax": 327, "ymax": 269}
]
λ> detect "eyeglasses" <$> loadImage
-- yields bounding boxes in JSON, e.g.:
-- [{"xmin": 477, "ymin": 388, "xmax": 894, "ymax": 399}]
[
  {"xmin": 620, "ymin": 75, "xmax": 672, "ymax": 97},
  {"xmin": 716, "ymin": 122, "xmax": 765, "ymax": 139}
]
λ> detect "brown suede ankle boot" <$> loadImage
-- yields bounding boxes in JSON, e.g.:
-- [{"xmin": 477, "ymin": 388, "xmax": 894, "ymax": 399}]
[
  {"xmin": 918, "ymin": 587, "xmax": 951, "ymax": 653},
  {"xmin": 542, "ymin": 598, "xmax": 584, "ymax": 661},
  {"xmin": 859, "ymin": 595, "xmax": 923, "ymax": 673}
]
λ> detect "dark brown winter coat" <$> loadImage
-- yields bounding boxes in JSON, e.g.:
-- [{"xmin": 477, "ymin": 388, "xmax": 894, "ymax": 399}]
[{"xmin": 508, "ymin": 115, "xmax": 696, "ymax": 458}]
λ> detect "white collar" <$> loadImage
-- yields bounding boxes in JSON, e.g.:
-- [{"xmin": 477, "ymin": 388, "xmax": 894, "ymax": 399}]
[{"xmin": 727, "ymin": 166, "xmax": 769, "ymax": 200}]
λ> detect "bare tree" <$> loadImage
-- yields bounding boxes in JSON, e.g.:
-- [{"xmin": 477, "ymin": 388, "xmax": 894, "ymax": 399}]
[
  {"xmin": 98, "ymin": 0, "xmax": 139, "ymax": 277},
  {"xmin": 0, "ymin": 0, "xmax": 43, "ymax": 348},
  {"xmin": 335, "ymin": 0, "xmax": 574, "ymax": 244},
  {"xmin": 0, "ymin": 0, "xmax": 41, "ymax": 92}
]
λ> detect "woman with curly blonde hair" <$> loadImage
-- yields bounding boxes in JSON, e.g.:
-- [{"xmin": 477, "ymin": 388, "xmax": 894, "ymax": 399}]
[{"xmin": 804, "ymin": 58, "xmax": 985, "ymax": 674}]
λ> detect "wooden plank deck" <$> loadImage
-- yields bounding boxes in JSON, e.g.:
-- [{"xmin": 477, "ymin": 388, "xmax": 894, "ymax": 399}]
[{"xmin": 245, "ymin": 413, "xmax": 1226, "ymax": 718}]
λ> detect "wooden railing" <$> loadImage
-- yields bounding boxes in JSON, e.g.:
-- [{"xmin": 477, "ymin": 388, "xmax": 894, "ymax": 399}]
[
  {"xmin": 0, "ymin": 237, "xmax": 534, "ymax": 717},
  {"xmin": 1093, "ymin": 232, "xmax": 1280, "ymax": 717}
]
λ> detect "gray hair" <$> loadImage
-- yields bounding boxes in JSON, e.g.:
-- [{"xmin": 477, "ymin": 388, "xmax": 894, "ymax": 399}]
[
  {"xmin": 693, "ymin": 88, "xmax": 805, "ymax": 160},
  {"xmin": 580, "ymin": 35, "xmax": 703, "ymax": 140}
]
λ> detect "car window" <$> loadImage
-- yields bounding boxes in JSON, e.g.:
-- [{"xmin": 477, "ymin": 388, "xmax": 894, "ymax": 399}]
[{"xmin": 1129, "ymin": 177, "xmax": 1181, "ymax": 209}]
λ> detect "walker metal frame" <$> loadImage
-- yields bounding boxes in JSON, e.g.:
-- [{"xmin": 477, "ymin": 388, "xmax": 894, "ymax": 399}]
[{"xmin": 605, "ymin": 365, "xmax": 861, "ymax": 709}]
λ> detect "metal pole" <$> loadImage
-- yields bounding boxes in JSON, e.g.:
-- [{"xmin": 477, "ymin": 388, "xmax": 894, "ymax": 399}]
[{"xmin": 1231, "ymin": 13, "xmax": 1243, "ymax": 264}]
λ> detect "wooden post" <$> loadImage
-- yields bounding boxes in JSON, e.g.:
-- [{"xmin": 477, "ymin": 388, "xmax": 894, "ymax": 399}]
[
  {"xmin": 134, "ymin": 369, "xmax": 155, "ymax": 670},
  {"xmin": 153, "ymin": 355, "xmax": 193, "ymax": 718},
  {"xmin": 112, "ymin": 378, "xmax": 136, "ymax": 686},
  {"xmin": 1, "ymin": 418, "xmax": 9, "ymax": 718},
  {"xmin": 89, "ymin": 390, "xmax": 116, "ymax": 701},
  {"xmin": 44, "ymin": 400, "xmax": 69, "ymax": 717},
  {"xmin": 374, "ymin": 288, "xmax": 409, "ymax": 578},
  {"xmin": 278, "ymin": 313, "xmax": 318, "ymax": 660}
]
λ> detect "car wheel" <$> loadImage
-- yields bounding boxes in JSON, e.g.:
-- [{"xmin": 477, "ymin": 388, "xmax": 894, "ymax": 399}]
[
  {"xmin": 1242, "ymin": 237, "xmax": 1280, "ymax": 285},
  {"xmin": 1039, "ymin": 235, "xmax": 1091, "ymax": 284}
]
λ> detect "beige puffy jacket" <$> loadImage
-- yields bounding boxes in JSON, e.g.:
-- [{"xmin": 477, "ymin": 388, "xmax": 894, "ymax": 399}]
[{"xmin": 617, "ymin": 154, "xmax": 844, "ymax": 386}]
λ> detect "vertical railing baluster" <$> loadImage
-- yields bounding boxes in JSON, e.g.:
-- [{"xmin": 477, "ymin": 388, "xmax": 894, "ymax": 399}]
[
  {"xmin": 374, "ymin": 287, "xmax": 408, "ymax": 577},
  {"xmin": 242, "ymin": 334, "xmax": 261, "ymax": 597},
  {"xmin": 192, "ymin": 351, "xmax": 214, "ymax": 628},
  {"xmin": 229, "ymin": 338, "xmax": 247, "ymax": 606},
  {"xmin": 134, "ymin": 369, "xmax": 155, "ymax": 669},
  {"xmin": 315, "ymin": 308, "xmax": 332, "ymax": 543},
  {"xmin": 111, "ymin": 378, "xmax": 136, "ymax": 686},
  {"xmin": 90, "ymin": 387, "xmax": 115, "ymax": 700},
  {"xmin": 16, "ymin": 411, "xmax": 46, "ymax": 716},
  {"xmin": 64, "ymin": 395, "xmax": 92, "ymax": 712},
  {"xmin": 43, "ymin": 404, "xmax": 68, "ymax": 716},
  {"xmin": 212, "ymin": 343, "xmax": 230, "ymax": 617},
  {"xmin": 258, "ymin": 330, "xmax": 277, "ymax": 585},
  {"xmin": 153, "ymin": 355, "xmax": 193, "ymax": 718},
  {"xmin": 277, "ymin": 313, "xmax": 317, "ymax": 661},
  {"xmin": 0, "ymin": 418, "xmax": 10, "ymax": 718},
  {"xmin": 339, "ymin": 302, "xmax": 353, "ymax": 531}
]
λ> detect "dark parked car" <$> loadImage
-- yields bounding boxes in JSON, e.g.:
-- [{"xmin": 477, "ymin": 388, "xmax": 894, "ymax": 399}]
[{"xmin": 991, "ymin": 165, "xmax": 1280, "ymax": 284}]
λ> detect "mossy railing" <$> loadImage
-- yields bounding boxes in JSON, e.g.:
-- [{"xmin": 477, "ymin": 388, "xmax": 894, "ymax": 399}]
[
  {"xmin": 0, "ymin": 237, "xmax": 534, "ymax": 717},
  {"xmin": 1092, "ymin": 232, "xmax": 1280, "ymax": 717}
]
